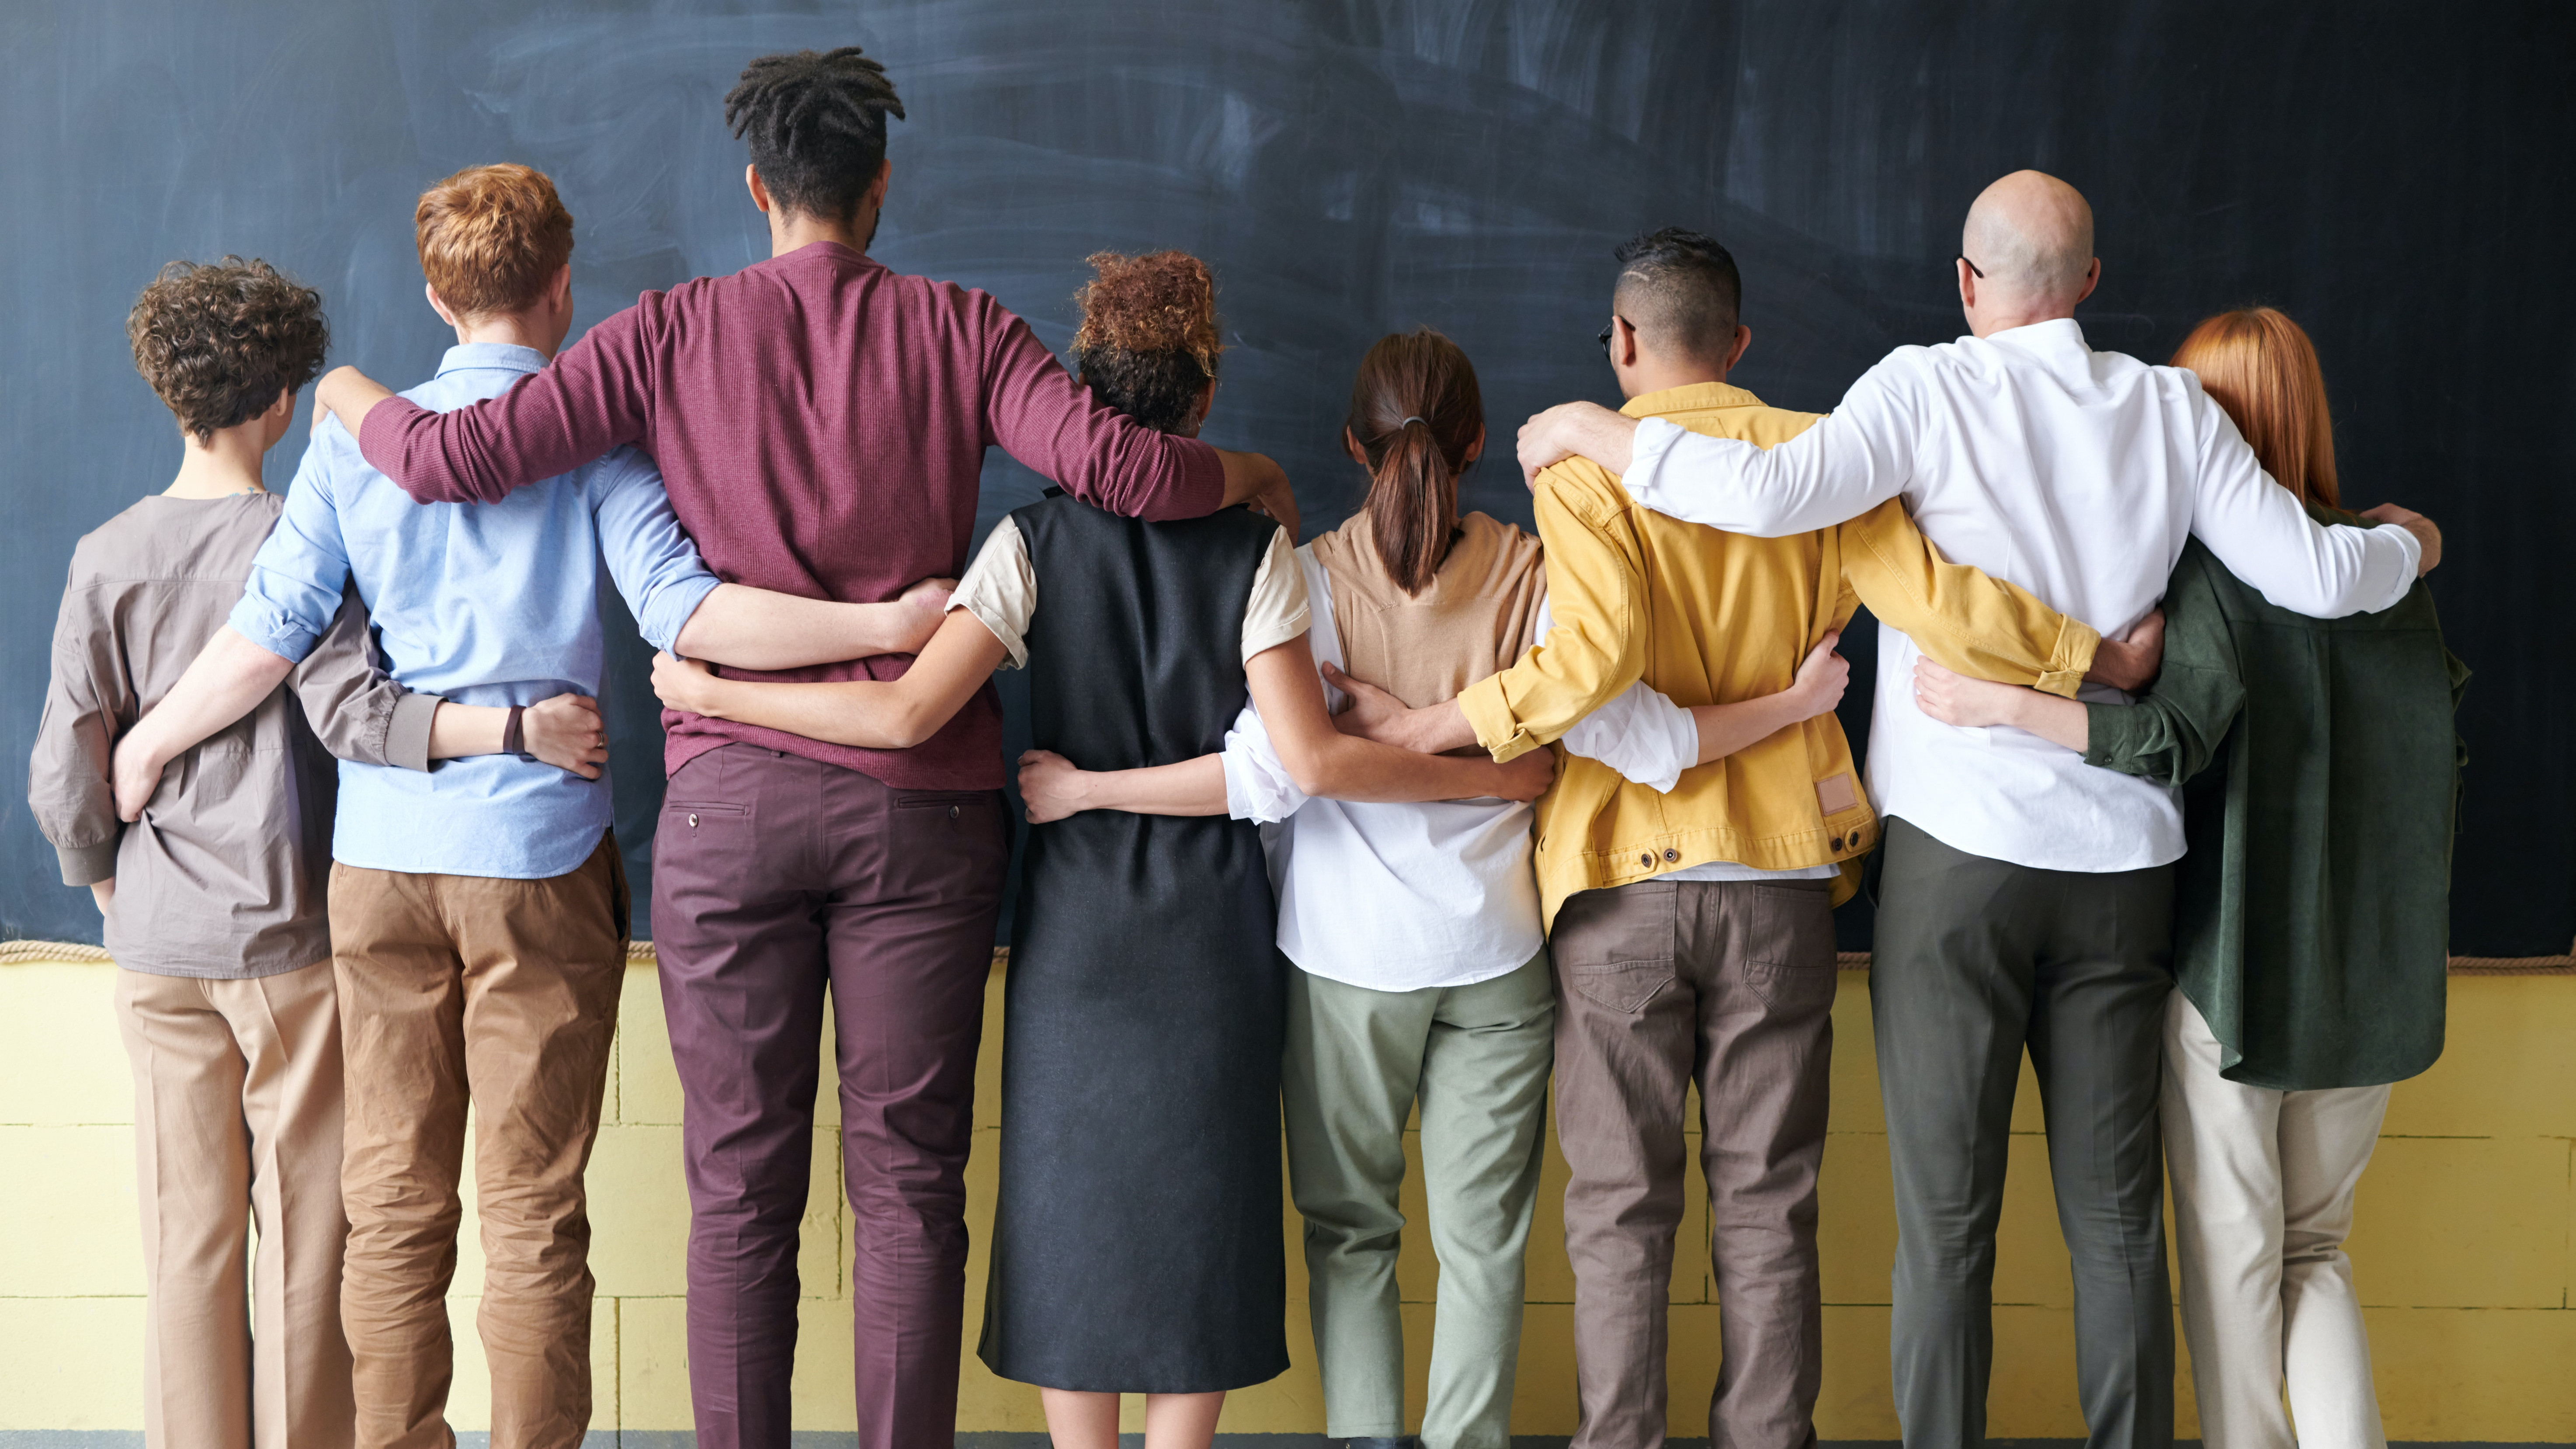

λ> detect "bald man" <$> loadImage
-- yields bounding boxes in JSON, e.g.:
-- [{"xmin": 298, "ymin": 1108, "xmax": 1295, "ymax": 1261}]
[{"xmin": 1513, "ymin": 170, "xmax": 2439, "ymax": 1449}]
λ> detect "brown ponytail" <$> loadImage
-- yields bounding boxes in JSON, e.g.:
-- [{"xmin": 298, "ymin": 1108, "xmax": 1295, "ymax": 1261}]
[{"xmin": 1345, "ymin": 328, "xmax": 1483, "ymax": 594}]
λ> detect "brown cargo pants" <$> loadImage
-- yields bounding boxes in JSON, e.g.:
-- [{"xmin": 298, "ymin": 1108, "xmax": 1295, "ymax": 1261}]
[
  {"xmin": 330, "ymin": 834, "xmax": 628, "ymax": 1449},
  {"xmin": 1548, "ymin": 876, "xmax": 1837, "ymax": 1449}
]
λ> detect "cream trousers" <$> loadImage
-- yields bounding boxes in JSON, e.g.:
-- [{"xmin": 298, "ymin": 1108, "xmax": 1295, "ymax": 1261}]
[{"xmin": 2163, "ymin": 992, "xmax": 2391, "ymax": 1449}]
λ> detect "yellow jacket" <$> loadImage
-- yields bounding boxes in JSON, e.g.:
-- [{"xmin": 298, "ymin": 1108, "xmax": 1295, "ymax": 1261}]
[{"xmin": 1455, "ymin": 382, "xmax": 2100, "ymax": 925}]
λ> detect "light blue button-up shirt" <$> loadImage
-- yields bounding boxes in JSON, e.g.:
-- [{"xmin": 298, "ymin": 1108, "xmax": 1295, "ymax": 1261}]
[{"xmin": 231, "ymin": 344, "xmax": 719, "ymax": 879}]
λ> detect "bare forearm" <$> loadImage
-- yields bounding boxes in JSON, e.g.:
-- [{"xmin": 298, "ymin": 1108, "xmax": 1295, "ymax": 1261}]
[
  {"xmin": 1074, "ymin": 756, "xmax": 1228, "ymax": 817},
  {"xmin": 131, "ymin": 628, "xmax": 295, "ymax": 767},
  {"xmin": 1218, "ymin": 449, "xmax": 1299, "ymax": 540},
  {"xmin": 679, "ymin": 674, "xmax": 928, "ymax": 749},
  {"xmin": 89, "ymin": 879, "xmax": 114, "ymax": 915},
  {"xmin": 316, "ymin": 366, "xmax": 396, "ymax": 439},
  {"xmin": 427, "ymin": 703, "xmax": 506, "ymax": 760},
  {"xmin": 1996, "ymin": 689, "xmax": 2090, "ymax": 751},
  {"xmin": 1391, "ymin": 698, "xmax": 1480, "ymax": 755},
  {"xmin": 1688, "ymin": 693, "xmax": 1812, "ymax": 765},
  {"xmin": 674, "ymin": 584, "xmax": 928, "ymax": 670},
  {"xmin": 1304, "ymin": 732, "xmax": 1514, "ymax": 803}
]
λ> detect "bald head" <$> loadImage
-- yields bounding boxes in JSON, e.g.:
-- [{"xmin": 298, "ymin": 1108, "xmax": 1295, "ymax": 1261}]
[{"xmin": 1962, "ymin": 170, "xmax": 2096, "ymax": 307}]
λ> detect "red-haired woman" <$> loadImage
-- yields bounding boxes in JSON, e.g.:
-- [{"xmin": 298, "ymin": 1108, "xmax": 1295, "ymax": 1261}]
[
  {"xmin": 1913, "ymin": 307, "xmax": 2465, "ymax": 1449},
  {"xmin": 653, "ymin": 257, "xmax": 1548, "ymax": 1449}
]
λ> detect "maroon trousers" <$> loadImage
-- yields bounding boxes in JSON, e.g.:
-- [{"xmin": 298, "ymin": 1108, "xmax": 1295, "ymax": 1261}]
[{"xmin": 650, "ymin": 745, "xmax": 1008, "ymax": 1449}]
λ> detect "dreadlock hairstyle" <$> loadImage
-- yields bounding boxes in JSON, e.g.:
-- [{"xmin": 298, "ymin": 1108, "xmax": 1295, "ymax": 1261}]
[
  {"xmin": 1346, "ymin": 328, "xmax": 1482, "ymax": 595},
  {"xmin": 1070, "ymin": 251, "xmax": 1222, "ymax": 435},
  {"xmin": 723, "ymin": 48, "xmax": 906, "ymax": 225}
]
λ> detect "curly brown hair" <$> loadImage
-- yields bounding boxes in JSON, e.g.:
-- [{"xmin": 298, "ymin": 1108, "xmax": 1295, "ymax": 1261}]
[
  {"xmin": 1070, "ymin": 251, "xmax": 1222, "ymax": 434},
  {"xmin": 128, "ymin": 258, "xmax": 328, "ymax": 443}
]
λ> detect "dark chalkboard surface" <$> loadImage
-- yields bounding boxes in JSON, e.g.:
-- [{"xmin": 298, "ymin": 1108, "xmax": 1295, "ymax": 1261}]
[{"xmin": 7, "ymin": 2, "xmax": 2568, "ymax": 955}]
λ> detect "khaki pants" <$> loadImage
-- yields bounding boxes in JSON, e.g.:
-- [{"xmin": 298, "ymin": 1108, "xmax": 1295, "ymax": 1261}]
[
  {"xmin": 116, "ymin": 960, "xmax": 356, "ymax": 1449},
  {"xmin": 331, "ymin": 835, "xmax": 628, "ymax": 1449},
  {"xmin": 1282, "ymin": 951, "xmax": 1555, "ymax": 1449},
  {"xmin": 2163, "ymin": 993, "xmax": 2391, "ymax": 1449},
  {"xmin": 1548, "ymin": 878, "xmax": 1837, "ymax": 1449}
]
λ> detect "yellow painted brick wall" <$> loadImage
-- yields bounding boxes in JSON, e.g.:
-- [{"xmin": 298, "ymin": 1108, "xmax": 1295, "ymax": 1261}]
[{"xmin": 3, "ymin": 956, "xmax": 2569, "ymax": 1438}]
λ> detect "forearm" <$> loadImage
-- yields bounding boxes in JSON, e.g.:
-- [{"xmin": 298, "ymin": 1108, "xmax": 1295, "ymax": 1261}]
[
  {"xmin": 1993, "ymin": 690, "xmax": 2090, "ymax": 751},
  {"xmin": 427, "ymin": 703, "xmax": 507, "ymax": 759},
  {"xmin": 1687, "ymin": 693, "xmax": 1814, "ymax": 765},
  {"xmin": 681, "ymin": 674, "xmax": 930, "ymax": 749},
  {"xmin": 674, "ymin": 585, "xmax": 925, "ymax": 670},
  {"xmin": 89, "ymin": 879, "xmax": 114, "ymax": 914},
  {"xmin": 129, "ymin": 628, "xmax": 296, "ymax": 768},
  {"xmin": 1303, "ymin": 731, "xmax": 1515, "ymax": 803},
  {"xmin": 1387, "ymin": 698, "xmax": 1480, "ymax": 755},
  {"xmin": 1071, "ymin": 756, "xmax": 1229, "ymax": 817}
]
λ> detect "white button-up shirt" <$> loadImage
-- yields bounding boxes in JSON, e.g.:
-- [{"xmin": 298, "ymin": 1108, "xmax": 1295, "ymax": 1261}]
[{"xmin": 1618, "ymin": 318, "xmax": 2421, "ymax": 873}]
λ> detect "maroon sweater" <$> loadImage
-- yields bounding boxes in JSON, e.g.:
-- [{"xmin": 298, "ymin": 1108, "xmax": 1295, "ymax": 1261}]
[{"xmin": 357, "ymin": 242, "xmax": 1225, "ymax": 789}]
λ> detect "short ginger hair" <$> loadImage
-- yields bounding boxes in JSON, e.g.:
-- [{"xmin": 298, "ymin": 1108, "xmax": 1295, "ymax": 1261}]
[
  {"xmin": 1070, "ymin": 251, "xmax": 1223, "ymax": 434},
  {"xmin": 415, "ymin": 163, "xmax": 575, "ymax": 320},
  {"xmin": 127, "ymin": 257, "xmax": 328, "ymax": 442}
]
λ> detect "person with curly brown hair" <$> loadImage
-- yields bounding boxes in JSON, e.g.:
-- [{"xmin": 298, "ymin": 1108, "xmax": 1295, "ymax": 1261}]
[
  {"xmin": 649, "ymin": 251, "xmax": 1550, "ymax": 1449},
  {"xmin": 27, "ymin": 257, "xmax": 594, "ymax": 1449}
]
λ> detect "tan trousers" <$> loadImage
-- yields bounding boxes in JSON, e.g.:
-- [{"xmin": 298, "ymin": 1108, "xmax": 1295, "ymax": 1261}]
[
  {"xmin": 1548, "ymin": 878, "xmax": 1838, "ymax": 1449},
  {"xmin": 2163, "ymin": 993, "xmax": 2392, "ymax": 1449},
  {"xmin": 331, "ymin": 836, "xmax": 628, "ymax": 1449},
  {"xmin": 117, "ymin": 960, "xmax": 356, "ymax": 1449}
]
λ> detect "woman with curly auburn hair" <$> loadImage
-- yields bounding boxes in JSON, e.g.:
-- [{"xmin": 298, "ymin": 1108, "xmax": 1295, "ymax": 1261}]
[
  {"xmin": 649, "ymin": 252, "xmax": 1548, "ymax": 1449},
  {"xmin": 1913, "ymin": 306, "xmax": 2466, "ymax": 1449}
]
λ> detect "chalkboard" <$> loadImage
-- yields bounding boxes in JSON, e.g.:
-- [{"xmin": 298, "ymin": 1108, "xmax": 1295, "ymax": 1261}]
[{"xmin": 7, "ymin": 1, "xmax": 2568, "ymax": 956}]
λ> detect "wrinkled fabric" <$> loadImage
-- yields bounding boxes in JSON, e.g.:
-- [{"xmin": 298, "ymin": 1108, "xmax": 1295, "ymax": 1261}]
[
  {"xmin": 650, "ymin": 744, "xmax": 1007, "ymax": 1449},
  {"xmin": 332, "ymin": 836, "xmax": 627, "ymax": 1449},
  {"xmin": 117, "ymin": 959, "xmax": 354, "ymax": 1449},
  {"xmin": 1548, "ymin": 876, "xmax": 1837, "ymax": 1449},
  {"xmin": 2083, "ymin": 511, "xmax": 2464, "ymax": 1090}
]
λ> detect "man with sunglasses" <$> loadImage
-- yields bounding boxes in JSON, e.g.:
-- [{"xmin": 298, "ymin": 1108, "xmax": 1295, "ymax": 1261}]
[
  {"xmin": 1511, "ymin": 172, "xmax": 2441, "ymax": 1449},
  {"xmin": 1328, "ymin": 223, "xmax": 2157, "ymax": 1449}
]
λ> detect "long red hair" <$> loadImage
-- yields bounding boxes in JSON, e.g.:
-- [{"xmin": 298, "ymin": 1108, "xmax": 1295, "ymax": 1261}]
[{"xmin": 2169, "ymin": 306, "xmax": 2340, "ymax": 507}]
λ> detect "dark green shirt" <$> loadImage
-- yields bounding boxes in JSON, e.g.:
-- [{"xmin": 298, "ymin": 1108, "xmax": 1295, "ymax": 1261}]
[{"xmin": 2083, "ymin": 507, "xmax": 2467, "ymax": 1090}]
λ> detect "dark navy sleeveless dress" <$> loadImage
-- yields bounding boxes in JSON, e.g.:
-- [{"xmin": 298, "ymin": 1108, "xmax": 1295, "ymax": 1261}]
[{"xmin": 975, "ymin": 493, "xmax": 1290, "ymax": 1392}]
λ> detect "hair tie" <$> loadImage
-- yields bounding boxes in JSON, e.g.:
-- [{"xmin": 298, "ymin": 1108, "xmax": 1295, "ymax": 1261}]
[{"xmin": 1398, "ymin": 415, "xmax": 1427, "ymax": 428}]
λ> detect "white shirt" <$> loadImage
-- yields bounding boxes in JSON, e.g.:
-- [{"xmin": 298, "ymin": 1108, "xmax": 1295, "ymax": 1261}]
[
  {"xmin": 1221, "ymin": 547, "xmax": 1542, "ymax": 992},
  {"xmin": 1619, "ymin": 318, "xmax": 2420, "ymax": 873}
]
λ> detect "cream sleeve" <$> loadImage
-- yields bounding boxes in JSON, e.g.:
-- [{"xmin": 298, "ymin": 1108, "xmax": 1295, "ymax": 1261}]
[
  {"xmin": 947, "ymin": 517, "xmax": 1037, "ymax": 669},
  {"xmin": 1239, "ymin": 527, "xmax": 1312, "ymax": 662}
]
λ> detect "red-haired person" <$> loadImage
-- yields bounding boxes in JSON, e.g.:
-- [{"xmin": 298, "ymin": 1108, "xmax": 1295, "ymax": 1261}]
[
  {"xmin": 309, "ymin": 54, "xmax": 1296, "ymax": 1449},
  {"xmin": 651, "ymin": 253, "xmax": 1548, "ymax": 1449},
  {"xmin": 29, "ymin": 257, "xmax": 602, "ymax": 1448},
  {"xmin": 1914, "ymin": 307, "xmax": 2463, "ymax": 1449},
  {"xmin": 111, "ymin": 167, "xmax": 937, "ymax": 1449}
]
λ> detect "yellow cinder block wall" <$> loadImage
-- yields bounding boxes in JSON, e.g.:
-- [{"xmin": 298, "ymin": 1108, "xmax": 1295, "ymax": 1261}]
[{"xmin": 3, "ymin": 956, "xmax": 2570, "ymax": 1439}]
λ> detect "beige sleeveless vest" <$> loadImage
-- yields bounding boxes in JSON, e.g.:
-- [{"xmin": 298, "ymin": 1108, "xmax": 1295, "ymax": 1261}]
[{"xmin": 1309, "ymin": 510, "xmax": 1547, "ymax": 716}]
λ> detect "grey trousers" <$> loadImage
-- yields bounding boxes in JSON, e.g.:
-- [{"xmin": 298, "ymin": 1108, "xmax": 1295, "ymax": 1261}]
[
  {"xmin": 1870, "ymin": 818, "xmax": 2176, "ymax": 1449},
  {"xmin": 1282, "ymin": 951, "xmax": 1555, "ymax": 1449}
]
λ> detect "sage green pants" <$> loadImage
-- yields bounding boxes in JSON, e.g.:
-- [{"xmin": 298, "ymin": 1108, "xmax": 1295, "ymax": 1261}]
[{"xmin": 1282, "ymin": 952, "xmax": 1555, "ymax": 1449}]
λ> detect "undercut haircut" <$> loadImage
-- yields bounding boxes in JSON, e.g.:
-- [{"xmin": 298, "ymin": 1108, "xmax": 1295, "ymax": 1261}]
[
  {"xmin": 127, "ymin": 258, "xmax": 328, "ymax": 443},
  {"xmin": 415, "ymin": 163, "xmax": 575, "ymax": 320},
  {"xmin": 1612, "ymin": 228, "xmax": 1743, "ymax": 364},
  {"xmin": 1071, "ymin": 250, "xmax": 1222, "ymax": 435},
  {"xmin": 725, "ymin": 47, "xmax": 906, "ymax": 225}
]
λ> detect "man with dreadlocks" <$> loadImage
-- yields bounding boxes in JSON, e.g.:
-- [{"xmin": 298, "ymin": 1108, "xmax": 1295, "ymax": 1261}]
[{"xmin": 314, "ymin": 45, "xmax": 1297, "ymax": 1449}]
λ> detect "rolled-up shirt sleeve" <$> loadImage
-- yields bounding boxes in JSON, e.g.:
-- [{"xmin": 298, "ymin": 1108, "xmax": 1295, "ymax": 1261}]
[
  {"xmin": 2184, "ymin": 386, "xmax": 2418, "ymax": 618},
  {"xmin": 589, "ymin": 449, "xmax": 723, "ymax": 653},
  {"xmin": 1220, "ymin": 700, "xmax": 1309, "ymax": 823},
  {"xmin": 229, "ymin": 430, "xmax": 360, "ymax": 664},
  {"xmin": 1622, "ymin": 360, "xmax": 1919, "ymax": 537}
]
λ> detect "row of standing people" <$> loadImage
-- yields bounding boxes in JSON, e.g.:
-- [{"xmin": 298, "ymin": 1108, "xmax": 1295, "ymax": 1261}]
[{"xmin": 30, "ymin": 44, "xmax": 2459, "ymax": 1449}]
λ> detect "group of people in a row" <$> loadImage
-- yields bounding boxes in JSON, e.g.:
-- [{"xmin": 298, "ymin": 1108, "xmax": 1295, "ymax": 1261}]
[{"xmin": 31, "ymin": 42, "xmax": 2464, "ymax": 1449}]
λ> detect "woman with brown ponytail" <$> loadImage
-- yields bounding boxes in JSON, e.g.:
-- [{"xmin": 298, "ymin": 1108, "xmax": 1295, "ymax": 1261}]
[
  {"xmin": 1024, "ymin": 326, "xmax": 1702, "ymax": 1449},
  {"xmin": 654, "ymin": 258, "xmax": 1548, "ymax": 1449}
]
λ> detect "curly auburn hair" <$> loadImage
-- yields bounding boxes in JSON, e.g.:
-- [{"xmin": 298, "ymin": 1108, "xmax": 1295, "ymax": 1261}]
[
  {"xmin": 416, "ymin": 163, "xmax": 575, "ymax": 320},
  {"xmin": 1070, "ymin": 251, "xmax": 1222, "ymax": 434},
  {"xmin": 127, "ymin": 258, "xmax": 328, "ymax": 443}
]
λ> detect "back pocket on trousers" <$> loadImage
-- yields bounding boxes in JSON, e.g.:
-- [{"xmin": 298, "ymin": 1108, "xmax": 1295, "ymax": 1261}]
[{"xmin": 1553, "ymin": 883, "xmax": 1678, "ymax": 1014}]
